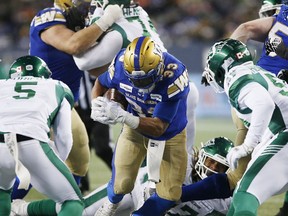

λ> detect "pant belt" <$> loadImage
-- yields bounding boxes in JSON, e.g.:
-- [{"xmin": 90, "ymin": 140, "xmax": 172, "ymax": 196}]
[{"xmin": 0, "ymin": 134, "xmax": 33, "ymax": 143}]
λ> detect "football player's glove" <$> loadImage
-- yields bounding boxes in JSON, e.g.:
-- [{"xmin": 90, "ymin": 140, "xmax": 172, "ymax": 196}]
[
  {"xmin": 93, "ymin": 4, "xmax": 123, "ymax": 31},
  {"xmin": 265, "ymin": 37, "xmax": 288, "ymax": 59},
  {"xmin": 277, "ymin": 69, "xmax": 288, "ymax": 83},
  {"xmin": 65, "ymin": 6, "xmax": 86, "ymax": 32},
  {"xmin": 91, "ymin": 97, "xmax": 139, "ymax": 128},
  {"xmin": 226, "ymin": 143, "xmax": 253, "ymax": 171}
]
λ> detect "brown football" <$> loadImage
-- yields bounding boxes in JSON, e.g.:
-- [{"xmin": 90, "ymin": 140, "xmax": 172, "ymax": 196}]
[{"xmin": 104, "ymin": 88, "xmax": 128, "ymax": 109}]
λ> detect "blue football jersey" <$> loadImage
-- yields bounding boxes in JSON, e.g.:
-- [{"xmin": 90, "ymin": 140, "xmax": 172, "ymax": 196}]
[
  {"xmin": 257, "ymin": 5, "xmax": 288, "ymax": 75},
  {"xmin": 29, "ymin": 7, "xmax": 83, "ymax": 102},
  {"xmin": 98, "ymin": 49, "xmax": 190, "ymax": 140}
]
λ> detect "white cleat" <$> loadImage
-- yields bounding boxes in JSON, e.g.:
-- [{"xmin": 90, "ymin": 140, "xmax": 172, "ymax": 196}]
[
  {"xmin": 94, "ymin": 198, "xmax": 119, "ymax": 216},
  {"xmin": 10, "ymin": 199, "xmax": 29, "ymax": 216}
]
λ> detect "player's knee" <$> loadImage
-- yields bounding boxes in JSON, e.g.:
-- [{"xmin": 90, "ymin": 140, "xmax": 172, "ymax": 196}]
[
  {"xmin": 157, "ymin": 186, "xmax": 181, "ymax": 201},
  {"xmin": 115, "ymin": 178, "xmax": 134, "ymax": 194},
  {"xmin": 61, "ymin": 200, "xmax": 84, "ymax": 215}
]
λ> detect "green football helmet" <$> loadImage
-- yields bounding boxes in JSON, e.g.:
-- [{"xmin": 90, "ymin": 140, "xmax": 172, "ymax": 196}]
[
  {"xmin": 203, "ymin": 38, "xmax": 252, "ymax": 93},
  {"xmin": 195, "ymin": 137, "xmax": 234, "ymax": 180},
  {"xmin": 259, "ymin": 0, "xmax": 282, "ymax": 18},
  {"xmin": 9, "ymin": 55, "xmax": 52, "ymax": 79}
]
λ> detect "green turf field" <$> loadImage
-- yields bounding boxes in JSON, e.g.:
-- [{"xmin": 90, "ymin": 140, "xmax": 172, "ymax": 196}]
[{"xmin": 25, "ymin": 117, "xmax": 284, "ymax": 215}]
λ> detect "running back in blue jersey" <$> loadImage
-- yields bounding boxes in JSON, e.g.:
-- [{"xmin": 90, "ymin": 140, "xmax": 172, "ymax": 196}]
[
  {"xmin": 29, "ymin": 7, "xmax": 83, "ymax": 102},
  {"xmin": 257, "ymin": 5, "xmax": 288, "ymax": 75},
  {"xmin": 98, "ymin": 50, "xmax": 190, "ymax": 140}
]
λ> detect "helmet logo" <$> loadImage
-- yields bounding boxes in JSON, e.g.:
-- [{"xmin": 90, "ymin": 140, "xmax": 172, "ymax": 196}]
[
  {"xmin": 16, "ymin": 66, "xmax": 22, "ymax": 73},
  {"xmin": 26, "ymin": 65, "xmax": 33, "ymax": 71}
]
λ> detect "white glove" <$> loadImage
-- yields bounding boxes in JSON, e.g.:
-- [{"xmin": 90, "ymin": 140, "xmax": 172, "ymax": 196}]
[
  {"xmin": 226, "ymin": 143, "xmax": 253, "ymax": 171},
  {"xmin": 90, "ymin": 97, "xmax": 111, "ymax": 124},
  {"xmin": 105, "ymin": 100, "xmax": 128, "ymax": 123},
  {"xmin": 94, "ymin": 4, "xmax": 123, "ymax": 31}
]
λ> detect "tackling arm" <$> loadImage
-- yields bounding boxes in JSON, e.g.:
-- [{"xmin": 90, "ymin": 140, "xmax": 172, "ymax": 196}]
[
  {"xmin": 230, "ymin": 17, "xmax": 274, "ymax": 43},
  {"xmin": 41, "ymin": 5, "xmax": 123, "ymax": 55}
]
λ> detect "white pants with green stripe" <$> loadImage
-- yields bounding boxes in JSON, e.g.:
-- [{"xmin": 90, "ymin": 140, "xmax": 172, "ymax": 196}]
[
  {"xmin": 0, "ymin": 139, "xmax": 82, "ymax": 203},
  {"xmin": 234, "ymin": 130, "xmax": 288, "ymax": 205}
]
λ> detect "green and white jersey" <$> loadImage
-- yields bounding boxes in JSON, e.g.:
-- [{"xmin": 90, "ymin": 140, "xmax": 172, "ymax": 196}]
[
  {"xmin": 0, "ymin": 77, "xmax": 74, "ymax": 143},
  {"xmin": 224, "ymin": 61, "xmax": 288, "ymax": 144},
  {"xmin": 74, "ymin": 5, "xmax": 167, "ymax": 71}
]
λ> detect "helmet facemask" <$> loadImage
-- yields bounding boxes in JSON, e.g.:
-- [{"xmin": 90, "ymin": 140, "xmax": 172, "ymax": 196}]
[{"xmin": 203, "ymin": 66, "xmax": 225, "ymax": 93}]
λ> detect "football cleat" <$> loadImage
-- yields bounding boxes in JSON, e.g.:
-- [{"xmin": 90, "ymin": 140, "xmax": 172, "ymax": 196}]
[
  {"xmin": 94, "ymin": 198, "xmax": 119, "ymax": 216},
  {"xmin": 10, "ymin": 199, "xmax": 29, "ymax": 216}
]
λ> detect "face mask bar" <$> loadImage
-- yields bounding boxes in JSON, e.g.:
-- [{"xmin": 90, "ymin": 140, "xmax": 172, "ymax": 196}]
[
  {"xmin": 125, "ymin": 62, "xmax": 162, "ymax": 89},
  {"xmin": 203, "ymin": 67, "xmax": 224, "ymax": 93}
]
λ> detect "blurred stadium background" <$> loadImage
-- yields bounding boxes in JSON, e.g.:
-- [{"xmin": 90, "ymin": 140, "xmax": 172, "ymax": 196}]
[{"xmin": 1, "ymin": 0, "xmax": 284, "ymax": 215}]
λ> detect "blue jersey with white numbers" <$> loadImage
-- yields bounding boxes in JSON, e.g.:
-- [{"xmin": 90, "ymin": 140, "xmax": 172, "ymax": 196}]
[
  {"xmin": 98, "ymin": 49, "xmax": 190, "ymax": 140},
  {"xmin": 257, "ymin": 5, "xmax": 288, "ymax": 75},
  {"xmin": 29, "ymin": 7, "xmax": 83, "ymax": 102}
]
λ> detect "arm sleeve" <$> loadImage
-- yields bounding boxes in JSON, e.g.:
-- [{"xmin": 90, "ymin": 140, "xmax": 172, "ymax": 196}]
[
  {"xmin": 181, "ymin": 173, "xmax": 232, "ymax": 201},
  {"xmin": 238, "ymin": 83, "xmax": 275, "ymax": 145},
  {"xmin": 52, "ymin": 98, "xmax": 73, "ymax": 161},
  {"xmin": 73, "ymin": 31, "xmax": 123, "ymax": 71},
  {"xmin": 153, "ymin": 100, "xmax": 181, "ymax": 123}
]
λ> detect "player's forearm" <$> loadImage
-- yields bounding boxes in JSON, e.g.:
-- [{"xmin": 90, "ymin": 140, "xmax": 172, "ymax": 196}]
[
  {"xmin": 68, "ymin": 24, "xmax": 104, "ymax": 55},
  {"xmin": 230, "ymin": 18, "xmax": 273, "ymax": 43},
  {"xmin": 91, "ymin": 78, "xmax": 108, "ymax": 99},
  {"xmin": 135, "ymin": 117, "xmax": 169, "ymax": 138},
  {"xmin": 181, "ymin": 173, "xmax": 232, "ymax": 201}
]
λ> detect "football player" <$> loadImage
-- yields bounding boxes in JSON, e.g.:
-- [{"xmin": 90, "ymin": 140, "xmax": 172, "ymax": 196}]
[
  {"xmin": 230, "ymin": 0, "xmax": 288, "ymax": 76},
  {"xmin": 0, "ymin": 55, "xmax": 84, "ymax": 216},
  {"xmin": 74, "ymin": 0, "xmax": 199, "ymax": 193},
  {"xmin": 90, "ymin": 36, "xmax": 190, "ymax": 215},
  {"xmin": 230, "ymin": 1, "xmax": 288, "ymax": 214},
  {"xmin": 73, "ymin": 0, "xmax": 199, "ymax": 187},
  {"xmin": 203, "ymin": 38, "xmax": 288, "ymax": 216},
  {"xmin": 10, "ymin": 0, "xmax": 124, "ymax": 200},
  {"xmin": 11, "ymin": 137, "xmax": 233, "ymax": 216}
]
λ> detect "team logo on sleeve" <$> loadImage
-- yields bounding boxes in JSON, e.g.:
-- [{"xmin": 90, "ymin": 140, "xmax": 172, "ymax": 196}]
[
  {"xmin": 34, "ymin": 10, "xmax": 65, "ymax": 26},
  {"xmin": 167, "ymin": 70, "xmax": 189, "ymax": 98}
]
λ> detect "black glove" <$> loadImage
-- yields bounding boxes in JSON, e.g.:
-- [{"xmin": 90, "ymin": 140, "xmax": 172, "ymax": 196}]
[
  {"xmin": 265, "ymin": 37, "xmax": 281, "ymax": 56},
  {"xmin": 277, "ymin": 69, "xmax": 288, "ymax": 83},
  {"xmin": 65, "ymin": 6, "xmax": 86, "ymax": 32},
  {"xmin": 265, "ymin": 37, "xmax": 288, "ymax": 60}
]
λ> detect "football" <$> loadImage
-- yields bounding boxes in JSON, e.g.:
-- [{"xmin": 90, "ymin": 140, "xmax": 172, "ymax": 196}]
[{"xmin": 104, "ymin": 88, "xmax": 128, "ymax": 109}]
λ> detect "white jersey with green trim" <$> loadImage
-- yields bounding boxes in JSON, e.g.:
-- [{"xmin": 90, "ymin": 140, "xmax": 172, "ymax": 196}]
[
  {"xmin": 0, "ymin": 77, "xmax": 73, "ymax": 143},
  {"xmin": 73, "ymin": 5, "xmax": 167, "ymax": 71},
  {"xmin": 224, "ymin": 62, "xmax": 288, "ymax": 145}
]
